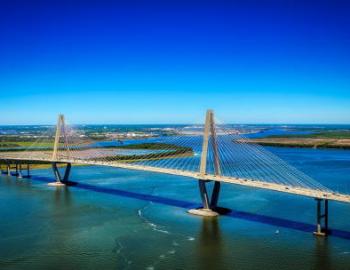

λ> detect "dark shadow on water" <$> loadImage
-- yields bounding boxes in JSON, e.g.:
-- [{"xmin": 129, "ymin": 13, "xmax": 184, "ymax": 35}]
[
  {"xmin": 33, "ymin": 176, "xmax": 196, "ymax": 208},
  {"xmin": 27, "ymin": 175, "xmax": 350, "ymax": 240}
]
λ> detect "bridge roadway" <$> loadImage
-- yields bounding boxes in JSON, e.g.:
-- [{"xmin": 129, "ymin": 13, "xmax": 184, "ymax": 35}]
[{"xmin": 2, "ymin": 157, "xmax": 350, "ymax": 204}]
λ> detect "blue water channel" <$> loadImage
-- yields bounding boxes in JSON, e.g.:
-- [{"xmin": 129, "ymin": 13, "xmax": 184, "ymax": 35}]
[{"xmin": 1, "ymin": 145, "xmax": 350, "ymax": 269}]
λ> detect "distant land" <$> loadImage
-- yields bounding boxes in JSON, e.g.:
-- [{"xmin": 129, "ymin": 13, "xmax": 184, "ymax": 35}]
[
  {"xmin": 1, "ymin": 125, "xmax": 350, "ymax": 150},
  {"xmin": 247, "ymin": 131, "xmax": 350, "ymax": 149}
]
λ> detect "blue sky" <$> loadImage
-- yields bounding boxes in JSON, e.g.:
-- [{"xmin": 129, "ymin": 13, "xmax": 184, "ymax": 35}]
[{"xmin": 0, "ymin": 0, "xmax": 349, "ymax": 124}]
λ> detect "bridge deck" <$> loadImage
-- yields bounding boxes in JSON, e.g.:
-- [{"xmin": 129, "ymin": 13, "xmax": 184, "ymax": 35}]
[{"xmin": 2, "ymin": 157, "xmax": 350, "ymax": 204}]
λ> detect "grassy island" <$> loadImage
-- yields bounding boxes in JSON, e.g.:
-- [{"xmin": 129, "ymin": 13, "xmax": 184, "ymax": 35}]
[
  {"xmin": 98, "ymin": 143, "xmax": 194, "ymax": 161},
  {"xmin": 246, "ymin": 131, "xmax": 350, "ymax": 149},
  {"xmin": 0, "ymin": 142, "xmax": 194, "ymax": 162}
]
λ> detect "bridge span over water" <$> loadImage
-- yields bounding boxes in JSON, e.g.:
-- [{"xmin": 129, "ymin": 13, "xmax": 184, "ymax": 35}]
[{"xmin": 1, "ymin": 110, "xmax": 349, "ymax": 236}]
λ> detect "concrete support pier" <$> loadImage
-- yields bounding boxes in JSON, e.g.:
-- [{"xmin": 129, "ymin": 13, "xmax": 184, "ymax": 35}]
[
  {"xmin": 188, "ymin": 110, "xmax": 222, "ymax": 217},
  {"xmin": 26, "ymin": 164, "xmax": 31, "ymax": 178},
  {"xmin": 0, "ymin": 163, "xmax": 4, "ymax": 174},
  {"xmin": 0, "ymin": 163, "xmax": 11, "ymax": 176},
  {"xmin": 16, "ymin": 164, "xmax": 23, "ymax": 179},
  {"xmin": 314, "ymin": 198, "xmax": 329, "ymax": 237},
  {"xmin": 49, "ymin": 162, "xmax": 72, "ymax": 186},
  {"xmin": 7, "ymin": 163, "xmax": 11, "ymax": 176},
  {"xmin": 188, "ymin": 180, "xmax": 221, "ymax": 217}
]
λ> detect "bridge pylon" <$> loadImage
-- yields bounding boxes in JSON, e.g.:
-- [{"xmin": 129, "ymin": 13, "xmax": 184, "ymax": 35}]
[
  {"xmin": 189, "ymin": 109, "xmax": 223, "ymax": 217},
  {"xmin": 49, "ymin": 114, "xmax": 72, "ymax": 187},
  {"xmin": 52, "ymin": 114, "xmax": 70, "ymax": 161}
]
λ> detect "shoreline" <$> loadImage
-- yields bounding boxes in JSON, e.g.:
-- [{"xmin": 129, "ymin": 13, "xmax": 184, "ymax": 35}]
[{"xmin": 245, "ymin": 138, "xmax": 350, "ymax": 150}]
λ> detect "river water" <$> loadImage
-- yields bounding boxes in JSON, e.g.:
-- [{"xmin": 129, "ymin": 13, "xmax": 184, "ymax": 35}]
[{"xmin": 1, "ymin": 146, "xmax": 350, "ymax": 270}]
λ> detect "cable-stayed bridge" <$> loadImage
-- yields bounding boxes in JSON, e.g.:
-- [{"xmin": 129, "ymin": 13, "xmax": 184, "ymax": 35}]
[{"xmin": 1, "ymin": 110, "xmax": 349, "ymax": 236}]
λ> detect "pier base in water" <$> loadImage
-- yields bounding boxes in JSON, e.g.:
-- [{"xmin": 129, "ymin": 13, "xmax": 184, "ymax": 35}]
[
  {"xmin": 48, "ymin": 162, "xmax": 71, "ymax": 187},
  {"xmin": 313, "ymin": 198, "xmax": 329, "ymax": 237},
  {"xmin": 16, "ymin": 164, "xmax": 23, "ymax": 179},
  {"xmin": 189, "ymin": 180, "xmax": 222, "ymax": 217},
  {"xmin": 7, "ymin": 164, "xmax": 11, "ymax": 176},
  {"xmin": 188, "ymin": 208, "xmax": 219, "ymax": 217},
  {"xmin": 48, "ymin": 181, "xmax": 67, "ymax": 187},
  {"xmin": 26, "ymin": 164, "xmax": 31, "ymax": 178}
]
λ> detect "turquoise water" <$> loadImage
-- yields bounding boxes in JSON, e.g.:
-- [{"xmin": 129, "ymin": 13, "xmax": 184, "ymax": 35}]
[{"xmin": 1, "ymin": 147, "xmax": 350, "ymax": 269}]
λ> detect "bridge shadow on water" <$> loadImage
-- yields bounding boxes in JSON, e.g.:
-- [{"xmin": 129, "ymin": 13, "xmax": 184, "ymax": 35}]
[{"xmin": 29, "ymin": 175, "xmax": 350, "ymax": 241}]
